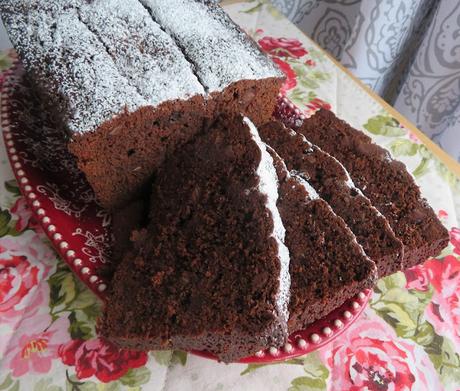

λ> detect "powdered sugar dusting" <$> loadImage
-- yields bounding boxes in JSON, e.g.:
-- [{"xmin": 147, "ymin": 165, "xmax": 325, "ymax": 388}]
[
  {"xmin": 0, "ymin": 0, "xmax": 81, "ymax": 15},
  {"xmin": 296, "ymin": 130, "xmax": 364, "ymax": 196},
  {"xmin": 315, "ymin": 144, "xmax": 393, "ymax": 222},
  {"xmin": 320, "ymin": 147, "xmax": 361, "ymax": 192},
  {"xmin": 264, "ymin": 125, "xmax": 320, "ymax": 201},
  {"xmin": 78, "ymin": 0, "xmax": 204, "ymax": 105},
  {"xmin": 2, "ymin": 0, "xmax": 281, "ymax": 135},
  {"xmin": 140, "ymin": 0, "xmax": 283, "ymax": 92},
  {"xmin": 265, "ymin": 141, "xmax": 319, "ymax": 201},
  {"xmin": 243, "ymin": 117, "xmax": 290, "ymax": 326},
  {"xmin": 3, "ymin": 7, "xmax": 146, "ymax": 135},
  {"xmin": 296, "ymin": 131, "xmax": 315, "ymax": 152},
  {"xmin": 290, "ymin": 173, "xmax": 320, "ymax": 200},
  {"xmin": 291, "ymin": 131, "xmax": 378, "ymax": 264}
]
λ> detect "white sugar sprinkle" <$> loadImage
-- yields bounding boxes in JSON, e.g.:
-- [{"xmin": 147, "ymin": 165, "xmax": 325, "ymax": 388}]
[
  {"xmin": 78, "ymin": 0, "xmax": 204, "ymax": 105},
  {"xmin": 140, "ymin": 0, "xmax": 283, "ymax": 92},
  {"xmin": 2, "ymin": 0, "xmax": 282, "ymax": 136},
  {"xmin": 3, "ymin": 7, "xmax": 146, "ymax": 134},
  {"xmin": 244, "ymin": 117, "xmax": 291, "ymax": 327}
]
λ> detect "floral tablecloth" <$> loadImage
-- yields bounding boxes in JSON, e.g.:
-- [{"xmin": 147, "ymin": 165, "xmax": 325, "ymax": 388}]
[{"xmin": 1, "ymin": 1, "xmax": 460, "ymax": 390}]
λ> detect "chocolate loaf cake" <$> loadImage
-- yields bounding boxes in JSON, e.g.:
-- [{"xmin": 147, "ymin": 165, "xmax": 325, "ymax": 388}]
[
  {"xmin": 1, "ymin": 0, "xmax": 284, "ymax": 209},
  {"xmin": 111, "ymin": 199, "xmax": 147, "ymax": 266},
  {"xmin": 266, "ymin": 147, "xmax": 376, "ymax": 331},
  {"xmin": 297, "ymin": 109, "xmax": 449, "ymax": 268},
  {"xmin": 139, "ymin": 0, "xmax": 284, "ymax": 126},
  {"xmin": 101, "ymin": 117, "xmax": 290, "ymax": 362},
  {"xmin": 260, "ymin": 121, "xmax": 404, "ymax": 277}
]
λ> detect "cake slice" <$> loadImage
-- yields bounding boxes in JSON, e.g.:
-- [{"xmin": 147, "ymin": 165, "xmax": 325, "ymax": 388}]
[
  {"xmin": 101, "ymin": 116, "xmax": 290, "ymax": 362},
  {"xmin": 260, "ymin": 121, "xmax": 404, "ymax": 277},
  {"xmin": 139, "ymin": 0, "xmax": 284, "ymax": 126},
  {"xmin": 265, "ymin": 146, "xmax": 377, "ymax": 331},
  {"xmin": 297, "ymin": 109, "xmax": 449, "ymax": 268}
]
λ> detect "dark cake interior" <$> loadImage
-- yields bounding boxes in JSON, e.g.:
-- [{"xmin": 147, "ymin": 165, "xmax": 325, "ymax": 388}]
[
  {"xmin": 104, "ymin": 112, "xmax": 447, "ymax": 359},
  {"xmin": 102, "ymin": 116, "xmax": 290, "ymax": 362},
  {"xmin": 104, "ymin": 115, "xmax": 381, "ymax": 357},
  {"xmin": 297, "ymin": 109, "xmax": 449, "ymax": 269},
  {"xmin": 266, "ymin": 147, "xmax": 376, "ymax": 331},
  {"xmin": 260, "ymin": 121, "xmax": 404, "ymax": 277},
  {"xmin": 68, "ymin": 97, "xmax": 207, "ymax": 208},
  {"xmin": 111, "ymin": 199, "xmax": 147, "ymax": 266}
]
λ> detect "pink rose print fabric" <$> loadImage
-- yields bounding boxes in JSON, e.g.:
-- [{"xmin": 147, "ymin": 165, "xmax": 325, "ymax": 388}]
[
  {"xmin": 9, "ymin": 197, "xmax": 39, "ymax": 233},
  {"xmin": 424, "ymin": 256, "xmax": 460, "ymax": 348},
  {"xmin": 258, "ymin": 36, "xmax": 308, "ymax": 58},
  {"xmin": 450, "ymin": 227, "xmax": 460, "ymax": 256},
  {"xmin": 4, "ymin": 315, "xmax": 69, "ymax": 377},
  {"xmin": 58, "ymin": 338, "xmax": 148, "ymax": 382},
  {"xmin": 0, "ymin": 232, "xmax": 55, "ymax": 325},
  {"xmin": 272, "ymin": 57, "xmax": 297, "ymax": 94},
  {"xmin": 256, "ymin": 32, "xmax": 333, "ymax": 115},
  {"xmin": 321, "ymin": 315, "xmax": 443, "ymax": 391}
]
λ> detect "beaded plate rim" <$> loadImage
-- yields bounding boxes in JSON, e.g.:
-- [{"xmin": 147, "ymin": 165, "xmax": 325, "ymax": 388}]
[
  {"xmin": 1, "ymin": 58, "xmax": 109, "ymax": 298},
  {"xmin": 191, "ymin": 289, "xmax": 371, "ymax": 363}
]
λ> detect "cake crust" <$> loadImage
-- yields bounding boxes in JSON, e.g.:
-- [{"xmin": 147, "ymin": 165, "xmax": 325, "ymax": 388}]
[
  {"xmin": 297, "ymin": 109, "xmax": 449, "ymax": 268},
  {"xmin": 260, "ymin": 121, "xmax": 404, "ymax": 277}
]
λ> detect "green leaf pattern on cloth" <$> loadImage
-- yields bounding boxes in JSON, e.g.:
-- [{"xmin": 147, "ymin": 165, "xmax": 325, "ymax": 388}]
[{"xmin": 364, "ymin": 112, "xmax": 460, "ymax": 186}]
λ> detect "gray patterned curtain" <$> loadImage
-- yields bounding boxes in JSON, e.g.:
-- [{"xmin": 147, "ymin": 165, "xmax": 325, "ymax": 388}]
[{"xmin": 271, "ymin": 0, "xmax": 460, "ymax": 162}]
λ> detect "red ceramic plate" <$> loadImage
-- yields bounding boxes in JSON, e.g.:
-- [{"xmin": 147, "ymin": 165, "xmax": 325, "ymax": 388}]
[{"xmin": 1, "ymin": 59, "xmax": 371, "ymax": 364}]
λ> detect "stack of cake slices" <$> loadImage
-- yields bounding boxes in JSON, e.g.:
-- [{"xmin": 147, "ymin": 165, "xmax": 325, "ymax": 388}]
[
  {"xmin": 296, "ymin": 109, "xmax": 449, "ymax": 269},
  {"xmin": 2, "ymin": 0, "xmax": 449, "ymax": 362},
  {"xmin": 105, "ymin": 114, "xmax": 448, "ymax": 361}
]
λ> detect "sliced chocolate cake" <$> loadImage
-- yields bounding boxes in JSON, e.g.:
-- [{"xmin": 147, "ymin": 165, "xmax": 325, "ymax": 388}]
[
  {"xmin": 260, "ymin": 121, "xmax": 404, "ymax": 277},
  {"xmin": 111, "ymin": 199, "xmax": 147, "ymax": 266},
  {"xmin": 265, "ymin": 146, "xmax": 377, "ymax": 331},
  {"xmin": 297, "ymin": 109, "xmax": 449, "ymax": 268},
  {"xmin": 104, "ymin": 116, "xmax": 378, "ymax": 356},
  {"xmin": 101, "ymin": 117, "xmax": 290, "ymax": 362},
  {"xmin": 1, "ymin": 0, "xmax": 284, "ymax": 209},
  {"xmin": 139, "ymin": 0, "xmax": 284, "ymax": 126}
]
